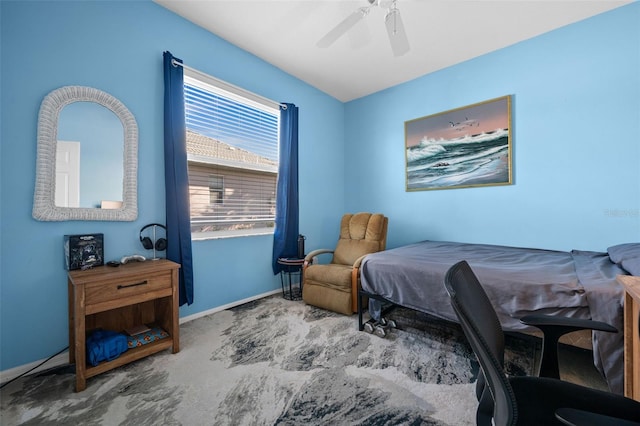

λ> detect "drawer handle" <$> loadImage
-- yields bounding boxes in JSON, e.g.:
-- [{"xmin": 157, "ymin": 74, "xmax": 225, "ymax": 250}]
[{"xmin": 117, "ymin": 280, "xmax": 148, "ymax": 290}]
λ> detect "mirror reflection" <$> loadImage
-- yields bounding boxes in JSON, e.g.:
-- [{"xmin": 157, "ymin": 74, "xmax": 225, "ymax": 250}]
[{"xmin": 56, "ymin": 102, "xmax": 124, "ymax": 208}]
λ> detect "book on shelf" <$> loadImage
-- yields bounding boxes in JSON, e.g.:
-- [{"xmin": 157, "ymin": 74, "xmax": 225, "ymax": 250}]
[{"xmin": 124, "ymin": 324, "xmax": 151, "ymax": 336}]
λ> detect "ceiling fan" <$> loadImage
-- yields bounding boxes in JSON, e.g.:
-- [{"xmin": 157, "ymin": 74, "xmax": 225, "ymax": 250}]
[{"xmin": 317, "ymin": 0, "xmax": 410, "ymax": 57}]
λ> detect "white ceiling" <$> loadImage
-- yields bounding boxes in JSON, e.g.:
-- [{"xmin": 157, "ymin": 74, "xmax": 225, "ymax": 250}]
[{"xmin": 154, "ymin": 0, "xmax": 631, "ymax": 102}]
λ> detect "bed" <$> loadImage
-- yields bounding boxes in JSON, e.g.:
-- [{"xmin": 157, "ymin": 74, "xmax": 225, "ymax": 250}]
[{"xmin": 359, "ymin": 240, "xmax": 640, "ymax": 395}]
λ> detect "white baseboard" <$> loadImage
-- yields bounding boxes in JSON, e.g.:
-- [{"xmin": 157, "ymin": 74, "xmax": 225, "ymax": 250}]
[
  {"xmin": 0, "ymin": 290, "xmax": 282, "ymax": 385},
  {"xmin": 179, "ymin": 289, "xmax": 281, "ymax": 324},
  {"xmin": 0, "ymin": 350, "xmax": 70, "ymax": 385}
]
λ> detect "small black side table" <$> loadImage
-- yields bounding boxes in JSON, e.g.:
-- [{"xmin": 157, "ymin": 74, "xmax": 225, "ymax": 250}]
[{"xmin": 277, "ymin": 257, "xmax": 305, "ymax": 300}]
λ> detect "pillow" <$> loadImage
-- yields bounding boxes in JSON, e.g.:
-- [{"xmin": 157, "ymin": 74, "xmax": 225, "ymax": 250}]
[
  {"xmin": 621, "ymin": 258, "xmax": 640, "ymax": 276},
  {"xmin": 607, "ymin": 243, "xmax": 640, "ymax": 275},
  {"xmin": 607, "ymin": 243, "xmax": 640, "ymax": 263}
]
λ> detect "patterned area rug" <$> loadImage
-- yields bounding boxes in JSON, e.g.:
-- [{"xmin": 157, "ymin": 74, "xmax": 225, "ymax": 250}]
[{"xmin": 0, "ymin": 296, "xmax": 534, "ymax": 425}]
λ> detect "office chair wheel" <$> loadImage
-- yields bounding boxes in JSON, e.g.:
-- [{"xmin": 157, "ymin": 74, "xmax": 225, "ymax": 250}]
[
  {"xmin": 374, "ymin": 325, "xmax": 387, "ymax": 338},
  {"xmin": 363, "ymin": 322, "xmax": 375, "ymax": 334}
]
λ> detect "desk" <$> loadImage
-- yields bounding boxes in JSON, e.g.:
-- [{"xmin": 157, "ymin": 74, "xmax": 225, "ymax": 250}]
[
  {"xmin": 68, "ymin": 259, "xmax": 180, "ymax": 392},
  {"xmin": 277, "ymin": 257, "xmax": 304, "ymax": 300},
  {"xmin": 617, "ymin": 274, "xmax": 640, "ymax": 401}
]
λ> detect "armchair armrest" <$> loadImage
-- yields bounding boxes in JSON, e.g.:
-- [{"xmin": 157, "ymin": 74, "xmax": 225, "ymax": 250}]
[
  {"xmin": 304, "ymin": 249, "xmax": 334, "ymax": 268},
  {"xmin": 520, "ymin": 313, "xmax": 617, "ymax": 378}
]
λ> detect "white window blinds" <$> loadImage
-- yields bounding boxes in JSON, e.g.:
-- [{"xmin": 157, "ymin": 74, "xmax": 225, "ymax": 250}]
[{"xmin": 184, "ymin": 73, "xmax": 279, "ymax": 237}]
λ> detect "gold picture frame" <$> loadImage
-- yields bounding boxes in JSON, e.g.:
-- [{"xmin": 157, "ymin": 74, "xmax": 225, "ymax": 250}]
[{"xmin": 405, "ymin": 95, "xmax": 512, "ymax": 191}]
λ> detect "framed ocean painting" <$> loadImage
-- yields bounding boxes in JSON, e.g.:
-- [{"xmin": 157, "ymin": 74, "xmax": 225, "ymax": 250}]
[{"xmin": 405, "ymin": 95, "xmax": 512, "ymax": 191}]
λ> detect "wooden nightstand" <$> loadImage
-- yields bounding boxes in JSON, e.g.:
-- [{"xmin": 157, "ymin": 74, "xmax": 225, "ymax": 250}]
[{"xmin": 68, "ymin": 259, "xmax": 180, "ymax": 392}]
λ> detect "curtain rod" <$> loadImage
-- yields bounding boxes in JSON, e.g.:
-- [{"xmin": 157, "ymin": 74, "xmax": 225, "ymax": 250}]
[{"xmin": 171, "ymin": 59, "xmax": 286, "ymax": 110}]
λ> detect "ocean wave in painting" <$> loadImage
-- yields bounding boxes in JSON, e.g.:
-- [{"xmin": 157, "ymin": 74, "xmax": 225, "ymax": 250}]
[{"xmin": 406, "ymin": 128, "xmax": 510, "ymax": 189}]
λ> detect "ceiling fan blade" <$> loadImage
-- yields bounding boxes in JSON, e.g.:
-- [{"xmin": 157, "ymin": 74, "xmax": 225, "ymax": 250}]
[
  {"xmin": 317, "ymin": 8, "xmax": 368, "ymax": 48},
  {"xmin": 385, "ymin": 8, "xmax": 410, "ymax": 57}
]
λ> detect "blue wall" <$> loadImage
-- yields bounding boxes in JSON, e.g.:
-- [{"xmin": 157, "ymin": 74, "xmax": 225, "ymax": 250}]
[
  {"xmin": 345, "ymin": 3, "xmax": 640, "ymax": 251},
  {"xmin": 0, "ymin": 0, "xmax": 345, "ymax": 371},
  {"xmin": 1, "ymin": 1, "xmax": 638, "ymax": 373}
]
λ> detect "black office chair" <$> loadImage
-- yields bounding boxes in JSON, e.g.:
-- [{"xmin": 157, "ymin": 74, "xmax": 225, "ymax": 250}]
[
  {"xmin": 466, "ymin": 264, "xmax": 618, "ymax": 415},
  {"xmin": 444, "ymin": 260, "xmax": 640, "ymax": 426}
]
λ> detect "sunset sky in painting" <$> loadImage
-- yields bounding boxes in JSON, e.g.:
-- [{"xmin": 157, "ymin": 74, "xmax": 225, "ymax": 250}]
[{"xmin": 405, "ymin": 96, "xmax": 510, "ymax": 147}]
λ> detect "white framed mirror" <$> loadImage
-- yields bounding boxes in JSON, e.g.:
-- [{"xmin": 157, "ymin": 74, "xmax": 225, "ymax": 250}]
[{"xmin": 33, "ymin": 86, "xmax": 138, "ymax": 221}]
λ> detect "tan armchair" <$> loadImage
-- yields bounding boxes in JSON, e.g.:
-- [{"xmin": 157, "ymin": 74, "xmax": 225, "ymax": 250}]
[{"xmin": 302, "ymin": 213, "xmax": 388, "ymax": 315}]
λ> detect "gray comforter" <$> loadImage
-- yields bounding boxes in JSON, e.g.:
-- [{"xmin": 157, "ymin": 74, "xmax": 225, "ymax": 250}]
[{"xmin": 360, "ymin": 240, "xmax": 626, "ymax": 394}]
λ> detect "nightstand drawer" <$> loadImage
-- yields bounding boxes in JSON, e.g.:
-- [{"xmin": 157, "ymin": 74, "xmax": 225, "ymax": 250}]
[{"xmin": 85, "ymin": 272, "xmax": 172, "ymax": 306}]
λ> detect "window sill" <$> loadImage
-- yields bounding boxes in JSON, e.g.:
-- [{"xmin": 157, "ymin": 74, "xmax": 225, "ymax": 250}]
[{"xmin": 192, "ymin": 228, "xmax": 274, "ymax": 241}]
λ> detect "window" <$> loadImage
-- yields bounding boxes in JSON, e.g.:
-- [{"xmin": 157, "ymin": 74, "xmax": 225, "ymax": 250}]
[
  {"xmin": 184, "ymin": 71, "xmax": 279, "ymax": 238},
  {"xmin": 209, "ymin": 174, "xmax": 223, "ymax": 204}
]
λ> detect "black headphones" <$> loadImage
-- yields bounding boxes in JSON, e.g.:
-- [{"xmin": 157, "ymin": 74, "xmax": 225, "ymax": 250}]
[{"xmin": 139, "ymin": 223, "xmax": 167, "ymax": 251}]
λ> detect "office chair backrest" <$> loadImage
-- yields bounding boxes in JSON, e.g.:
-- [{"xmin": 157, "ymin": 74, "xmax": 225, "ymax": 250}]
[{"xmin": 444, "ymin": 260, "xmax": 518, "ymax": 426}]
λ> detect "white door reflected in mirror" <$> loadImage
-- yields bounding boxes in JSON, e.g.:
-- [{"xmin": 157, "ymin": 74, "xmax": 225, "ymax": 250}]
[{"xmin": 55, "ymin": 141, "xmax": 80, "ymax": 208}]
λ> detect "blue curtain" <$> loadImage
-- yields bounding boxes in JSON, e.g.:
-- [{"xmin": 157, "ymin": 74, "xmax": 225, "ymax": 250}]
[
  {"xmin": 272, "ymin": 103, "xmax": 299, "ymax": 274},
  {"xmin": 163, "ymin": 51, "xmax": 194, "ymax": 305}
]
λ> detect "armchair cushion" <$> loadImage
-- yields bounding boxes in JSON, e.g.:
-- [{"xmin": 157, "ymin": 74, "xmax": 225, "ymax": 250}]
[
  {"xmin": 305, "ymin": 264, "xmax": 353, "ymax": 291},
  {"xmin": 303, "ymin": 264, "xmax": 353, "ymax": 314}
]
